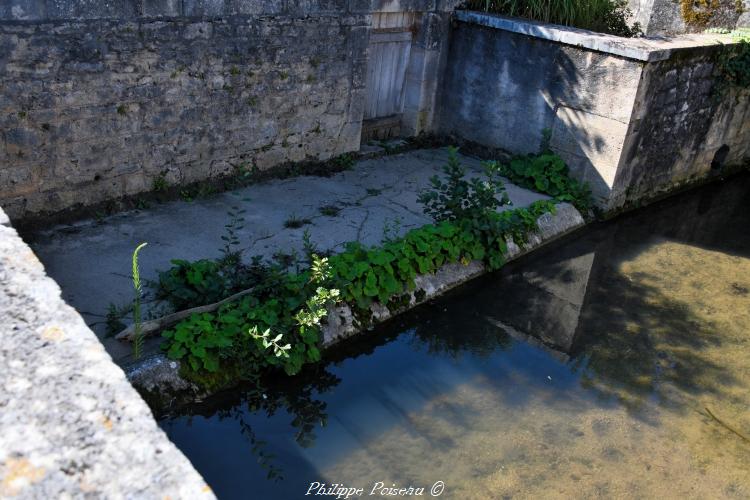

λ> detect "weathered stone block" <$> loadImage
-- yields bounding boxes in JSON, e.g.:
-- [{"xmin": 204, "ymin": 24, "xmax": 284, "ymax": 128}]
[
  {"xmin": 0, "ymin": 9, "xmax": 364, "ymax": 220},
  {"xmin": 440, "ymin": 13, "xmax": 749, "ymax": 211}
]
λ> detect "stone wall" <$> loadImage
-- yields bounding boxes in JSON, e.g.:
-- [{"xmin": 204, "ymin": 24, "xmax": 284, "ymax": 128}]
[
  {"xmin": 439, "ymin": 12, "xmax": 750, "ymax": 210},
  {"xmin": 0, "ymin": 1, "xmax": 369, "ymax": 219},
  {"xmin": 613, "ymin": 47, "xmax": 750, "ymax": 208},
  {"xmin": 0, "ymin": 205, "xmax": 213, "ymax": 498}
]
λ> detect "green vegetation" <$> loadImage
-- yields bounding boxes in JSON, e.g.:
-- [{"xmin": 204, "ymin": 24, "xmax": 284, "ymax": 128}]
[
  {"xmin": 156, "ymin": 256, "xmax": 273, "ymax": 311},
  {"xmin": 418, "ymin": 146, "xmax": 510, "ymax": 222},
  {"xmin": 464, "ymin": 0, "xmax": 642, "ymax": 37},
  {"xmin": 132, "ymin": 243, "xmax": 148, "ymax": 359},
  {"xmin": 152, "ymin": 173, "xmax": 168, "ymax": 192},
  {"xmin": 284, "ymin": 215, "xmax": 312, "ymax": 229},
  {"xmin": 318, "ymin": 205, "xmax": 341, "ymax": 217},
  {"xmin": 681, "ymin": 0, "xmax": 719, "ymax": 27},
  {"xmin": 489, "ymin": 153, "xmax": 593, "ymax": 214},
  {"xmin": 330, "ymin": 153, "xmax": 355, "ymax": 170},
  {"xmin": 105, "ymin": 302, "xmax": 130, "ymax": 337},
  {"xmin": 155, "ymin": 146, "xmax": 588, "ymax": 389},
  {"xmin": 162, "ymin": 256, "xmax": 338, "ymax": 382},
  {"xmin": 221, "ymin": 205, "xmax": 246, "ymax": 260},
  {"xmin": 717, "ymin": 39, "xmax": 750, "ymax": 91},
  {"xmin": 329, "ymin": 200, "xmax": 554, "ymax": 312}
]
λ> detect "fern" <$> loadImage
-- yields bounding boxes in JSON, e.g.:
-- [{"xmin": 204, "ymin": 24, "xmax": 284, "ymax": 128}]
[{"xmin": 132, "ymin": 242, "xmax": 148, "ymax": 359}]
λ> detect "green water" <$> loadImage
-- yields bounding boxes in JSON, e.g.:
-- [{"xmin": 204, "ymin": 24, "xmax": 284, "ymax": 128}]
[{"xmin": 161, "ymin": 174, "xmax": 750, "ymax": 499}]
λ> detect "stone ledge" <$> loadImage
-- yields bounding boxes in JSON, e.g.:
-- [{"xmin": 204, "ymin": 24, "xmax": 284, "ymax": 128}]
[
  {"xmin": 455, "ymin": 10, "xmax": 741, "ymax": 62},
  {"xmin": 126, "ymin": 202, "xmax": 585, "ymax": 412},
  {"xmin": 0, "ymin": 206, "xmax": 213, "ymax": 498}
]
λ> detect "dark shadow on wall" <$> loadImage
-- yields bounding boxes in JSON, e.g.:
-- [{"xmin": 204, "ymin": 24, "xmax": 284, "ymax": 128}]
[{"xmin": 437, "ymin": 21, "xmax": 616, "ymax": 202}]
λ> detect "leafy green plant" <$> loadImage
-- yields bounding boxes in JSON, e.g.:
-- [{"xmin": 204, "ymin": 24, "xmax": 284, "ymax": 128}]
[
  {"xmin": 132, "ymin": 243, "xmax": 148, "ymax": 359},
  {"xmin": 418, "ymin": 146, "xmax": 510, "ymax": 222},
  {"xmin": 327, "ymin": 198, "xmax": 553, "ymax": 313},
  {"xmin": 302, "ymin": 228, "xmax": 318, "ymax": 262},
  {"xmin": 488, "ymin": 153, "xmax": 593, "ymax": 214},
  {"xmin": 156, "ymin": 257, "xmax": 273, "ymax": 311},
  {"xmin": 162, "ymin": 255, "xmax": 339, "ymax": 379}
]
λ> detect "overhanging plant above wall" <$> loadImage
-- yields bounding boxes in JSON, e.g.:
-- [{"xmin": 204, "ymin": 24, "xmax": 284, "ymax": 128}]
[{"xmin": 461, "ymin": 0, "xmax": 643, "ymax": 37}]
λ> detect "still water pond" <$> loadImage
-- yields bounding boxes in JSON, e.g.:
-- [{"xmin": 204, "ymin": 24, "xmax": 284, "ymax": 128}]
[{"xmin": 161, "ymin": 175, "xmax": 750, "ymax": 499}]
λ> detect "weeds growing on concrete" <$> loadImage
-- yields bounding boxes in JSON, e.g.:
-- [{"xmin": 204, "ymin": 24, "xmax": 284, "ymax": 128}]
[
  {"xmin": 283, "ymin": 214, "xmax": 312, "ymax": 229},
  {"xmin": 318, "ymin": 205, "xmax": 341, "ymax": 217},
  {"xmin": 221, "ymin": 205, "xmax": 246, "ymax": 263},
  {"xmin": 330, "ymin": 153, "xmax": 355, "ymax": 170},
  {"xmin": 105, "ymin": 302, "xmax": 130, "ymax": 337},
  {"xmin": 302, "ymin": 228, "xmax": 318, "ymax": 261},
  {"xmin": 486, "ymin": 153, "xmax": 593, "ymax": 214},
  {"xmin": 382, "ymin": 217, "xmax": 403, "ymax": 243},
  {"xmin": 154, "ymin": 146, "xmax": 587, "ymax": 390}
]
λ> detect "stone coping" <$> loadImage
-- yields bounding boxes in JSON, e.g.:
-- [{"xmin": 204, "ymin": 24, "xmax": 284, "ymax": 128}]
[
  {"xmin": 0, "ymin": 206, "xmax": 213, "ymax": 498},
  {"xmin": 455, "ymin": 11, "xmax": 741, "ymax": 62}
]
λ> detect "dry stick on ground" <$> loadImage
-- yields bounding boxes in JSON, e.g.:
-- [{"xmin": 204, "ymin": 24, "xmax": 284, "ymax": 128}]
[
  {"xmin": 704, "ymin": 406, "xmax": 750, "ymax": 443},
  {"xmin": 115, "ymin": 287, "xmax": 259, "ymax": 341}
]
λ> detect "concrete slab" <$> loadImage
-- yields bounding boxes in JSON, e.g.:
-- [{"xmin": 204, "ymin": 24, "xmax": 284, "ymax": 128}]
[{"xmin": 25, "ymin": 148, "xmax": 550, "ymax": 358}]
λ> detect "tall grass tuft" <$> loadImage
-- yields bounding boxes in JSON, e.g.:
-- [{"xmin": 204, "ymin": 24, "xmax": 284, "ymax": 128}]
[
  {"xmin": 132, "ymin": 242, "xmax": 148, "ymax": 359},
  {"xmin": 466, "ymin": 0, "xmax": 642, "ymax": 37}
]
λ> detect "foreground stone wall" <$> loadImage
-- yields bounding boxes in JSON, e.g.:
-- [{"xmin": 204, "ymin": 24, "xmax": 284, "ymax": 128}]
[
  {"xmin": 0, "ymin": 2, "xmax": 368, "ymax": 219},
  {"xmin": 0, "ymin": 206, "xmax": 213, "ymax": 498},
  {"xmin": 439, "ymin": 12, "xmax": 750, "ymax": 210}
]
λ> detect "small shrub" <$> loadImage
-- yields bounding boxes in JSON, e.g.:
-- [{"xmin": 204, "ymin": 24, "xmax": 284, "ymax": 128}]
[{"xmin": 417, "ymin": 146, "xmax": 510, "ymax": 222}]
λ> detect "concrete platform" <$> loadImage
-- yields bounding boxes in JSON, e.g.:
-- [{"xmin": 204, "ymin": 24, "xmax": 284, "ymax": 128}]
[{"xmin": 25, "ymin": 148, "xmax": 551, "ymax": 360}]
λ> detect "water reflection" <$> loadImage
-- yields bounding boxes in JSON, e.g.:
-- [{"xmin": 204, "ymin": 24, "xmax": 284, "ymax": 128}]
[{"xmin": 161, "ymin": 174, "xmax": 750, "ymax": 499}]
